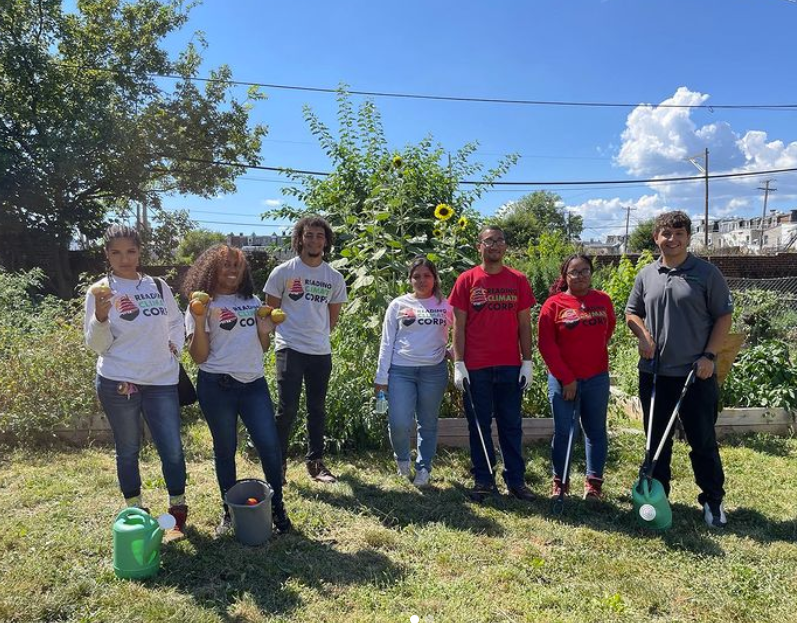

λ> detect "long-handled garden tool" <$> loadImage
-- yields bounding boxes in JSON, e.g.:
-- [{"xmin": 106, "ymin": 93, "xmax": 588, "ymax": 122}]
[
  {"xmin": 632, "ymin": 364, "xmax": 697, "ymax": 530},
  {"xmin": 463, "ymin": 379, "xmax": 493, "ymax": 477},
  {"xmin": 551, "ymin": 388, "xmax": 579, "ymax": 515}
]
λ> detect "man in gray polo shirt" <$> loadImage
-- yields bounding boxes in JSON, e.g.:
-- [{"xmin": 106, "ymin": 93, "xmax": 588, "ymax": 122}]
[{"xmin": 626, "ymin": 210, "xmax": 733, "ymax": 528}]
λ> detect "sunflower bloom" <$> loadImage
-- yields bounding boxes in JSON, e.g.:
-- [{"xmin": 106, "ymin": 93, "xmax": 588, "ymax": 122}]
[
  {"xmin": 392, "ymin": 155, "xmax": 403, "ymax": 169},
  {"xmin": 458, "ymin": 216, "xmax": 469, "ymax": 230},
  {"xmin": 432, "ymin": 228, "xmax": 443, "ymax": 238},
  {"xmin": 434, "ymin": 203, "xmax": 454, "ymax": 221}
]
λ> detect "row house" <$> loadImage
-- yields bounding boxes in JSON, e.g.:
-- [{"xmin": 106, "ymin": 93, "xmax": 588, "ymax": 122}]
[{"xmin": 691, "ymin": 209, "xmax": 797, "ymax": 253}]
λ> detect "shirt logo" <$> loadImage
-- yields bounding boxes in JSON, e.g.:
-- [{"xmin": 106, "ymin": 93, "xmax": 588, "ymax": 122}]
[
  {"xmin": 115, "ymin": 295, "xmax": 140, "ymax": 321},
  {"xmin": 288, "ymin": 278, "xmax": 304, "ymax": 301},
  {"xmin": 560, "ymin": 308, "xmax": 581, "ymax": 330},
  {"xmin": 400, "ymin": 308, "xmax": 417, "ymax": 326},
  {"xmin": 470, "ymin": 287, "xmax": 488, "ymax": 311},
  {"xmin": 218, "ymin": 308, "xmax": 237, "ymax": 331}
]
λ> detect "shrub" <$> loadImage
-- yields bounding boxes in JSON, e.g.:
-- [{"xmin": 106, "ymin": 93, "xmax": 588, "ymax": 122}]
[
  {"xmin": 723, "ymin": 340, "xmax": 797, "ymax": 409},
  {"xmin": 0, "ymin": 269, "xmax": 98, "ymax": 442}
]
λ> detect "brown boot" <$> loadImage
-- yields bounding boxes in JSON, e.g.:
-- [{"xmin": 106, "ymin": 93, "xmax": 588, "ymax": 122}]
[
  {"xmin": 306, "ymin": 459, "xmax": 337, "ymax": 484},
  {"xmin": 163, "ymin": 504, "xmax": 189, "ymax": 542}
]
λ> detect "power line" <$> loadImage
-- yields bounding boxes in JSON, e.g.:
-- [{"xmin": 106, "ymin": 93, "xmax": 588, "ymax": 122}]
[
  {"xmin": 147, "ymin": 72, "xmax": 797, "ymax": 112},
  {"xmin": 170, "ymin": 155, "xmax": 797, "ymax": 187},
  {"xmin": 56, "ymin": 64, "xmax": 797, "ymax": 111}
]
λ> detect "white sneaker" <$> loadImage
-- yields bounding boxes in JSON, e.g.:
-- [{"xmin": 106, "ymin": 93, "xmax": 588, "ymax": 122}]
[
  {"xmin": 396, "ymin": 460, "xmax": 411, "ymax": 478},
  {"xmin": 703, "ymin": 501, "xmax": 727, "ymax": 528},
  {"xmin": 413, "ymin": 468, "xmax": 431, "ymax": 487}
]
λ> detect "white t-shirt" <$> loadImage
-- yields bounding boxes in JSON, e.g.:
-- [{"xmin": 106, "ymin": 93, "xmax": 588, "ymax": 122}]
[
  {"xmin": 83, "ymin": 275, "xmax": 184, "ymax": 385},
  {"xmin": 263, "ymin": 256, "xmax": 348, "ymax": 355},
  {"xmin": 374, "ymin": 294, "xmax": 453, "ymax": 385},
  {"xmin": 185, "ymin": 294, "xmax": 266, "ymax": 383}
]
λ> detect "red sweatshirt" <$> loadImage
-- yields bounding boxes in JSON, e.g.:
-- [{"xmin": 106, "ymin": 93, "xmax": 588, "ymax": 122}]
[{"xmin": 537, "ymin": 289, "xmax": 616, "ymax": 385}]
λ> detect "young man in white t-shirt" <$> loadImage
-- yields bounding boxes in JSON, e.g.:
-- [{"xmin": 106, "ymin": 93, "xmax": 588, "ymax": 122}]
[{"xmin": 264, "ymin": 217, "xmax": 348, "ymax": 483}]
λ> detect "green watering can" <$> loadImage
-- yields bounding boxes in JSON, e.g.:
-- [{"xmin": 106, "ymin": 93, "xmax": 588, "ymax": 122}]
[
  {"xmin": 112, "ymin": 508, "xmax": 175, "ymax": 579},
  {"xmin": 632, "ymin": 365, "xmax": 697, "ymax": 531}
]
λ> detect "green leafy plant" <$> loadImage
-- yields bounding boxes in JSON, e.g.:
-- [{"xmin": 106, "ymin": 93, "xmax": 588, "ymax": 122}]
[{"xmin": 723, "ymin": 340, "xmax": 797, "ymax": 409}]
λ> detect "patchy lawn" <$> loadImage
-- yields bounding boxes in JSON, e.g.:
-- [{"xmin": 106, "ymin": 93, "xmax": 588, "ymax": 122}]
[{"xmin": 1, "ymin": 422, "xmax": 797, "ymax": 622}]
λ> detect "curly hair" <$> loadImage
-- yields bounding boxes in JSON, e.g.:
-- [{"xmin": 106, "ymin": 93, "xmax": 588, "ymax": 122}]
[
  {"xmin": 653, "ymin": 210, "xmax": 692, "ymax": 236},
  {"xmin": 549, "ymin": 253, "xmax": 594, "ymax": 297},
  {"xmin": 291, "ymin": 216, "xmax": 334, "ymax": 256},
  {"xmin": 182, "ymin": 244, "xmax": 255, "ymax": 299}
]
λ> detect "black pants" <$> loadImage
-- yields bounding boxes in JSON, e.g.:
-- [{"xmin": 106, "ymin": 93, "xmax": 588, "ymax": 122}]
[
  {"xmin": 275, "ymin": 348, "xmax": 333, "ymax": 462},
  {"xmin": 639, "ymin": 372, "xmax": 725, "ymax": 504}
]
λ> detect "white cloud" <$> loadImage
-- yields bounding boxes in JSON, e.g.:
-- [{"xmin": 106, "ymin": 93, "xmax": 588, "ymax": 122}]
[{"xmin": 260, "ymin": 199, "xmax": 281, "ymax": 207}]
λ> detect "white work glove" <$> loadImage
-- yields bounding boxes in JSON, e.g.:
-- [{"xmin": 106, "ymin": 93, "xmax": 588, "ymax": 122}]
[
  {"xmin": 519, "ymin": 360, "xmax": 533, "ymax": 391},
  {"xmin": 454, "ymin": 361, "xmax": 470, "ymax": 391}
]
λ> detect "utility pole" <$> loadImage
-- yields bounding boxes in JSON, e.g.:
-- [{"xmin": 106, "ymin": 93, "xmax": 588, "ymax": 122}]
[
  {"xmin": 623, "ymin": 206, "xmax": 636, "ymax": 253},
  {"xmin": 758, "ymin": 180, "xmax": 777, "ymax": 252},
  {"xmin": 688, "ymin": 148, "xmax": 709, "ymax": 249}
]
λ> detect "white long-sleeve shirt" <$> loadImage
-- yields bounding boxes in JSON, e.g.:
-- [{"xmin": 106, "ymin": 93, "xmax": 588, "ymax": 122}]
[
  {"xmin": 84, "ymin": 275, "xmax": 185, "ymax": 385},
  {"xmin": 374, "ymin": 294, "xmax": 453, "ymax": 385}
]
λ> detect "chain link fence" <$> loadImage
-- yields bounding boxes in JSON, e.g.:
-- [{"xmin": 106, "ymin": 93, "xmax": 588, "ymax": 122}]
[{"xmin": 727, "ymin": 276, "xmax": 797, "ymax": 346}]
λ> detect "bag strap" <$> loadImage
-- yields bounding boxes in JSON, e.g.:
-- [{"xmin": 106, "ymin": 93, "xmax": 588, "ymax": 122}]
[{"xmin": 154, "ymin": 276, "xmax": 165, "ymax": 299}]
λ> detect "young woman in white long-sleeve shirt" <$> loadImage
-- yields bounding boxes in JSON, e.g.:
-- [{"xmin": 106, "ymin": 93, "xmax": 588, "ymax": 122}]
[
  {"xmin": 375, "ymin": 257, "xmax": 452, "ymax": 486},
  {"xmin": 84, "ymin": 224, "xmax": 188, "ymax": 535}
]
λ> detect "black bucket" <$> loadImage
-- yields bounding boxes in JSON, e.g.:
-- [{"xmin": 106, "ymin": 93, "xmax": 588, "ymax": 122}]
[{"xmin": 224, "ymin": 478, "xmax": 273, "ymax": 545}]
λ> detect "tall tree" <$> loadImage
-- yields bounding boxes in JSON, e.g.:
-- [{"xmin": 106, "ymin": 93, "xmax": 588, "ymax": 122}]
[
  {"xmin": 491, "ymin": 191, "xmax": 583, "ymax": 248},
  {"xmin": 0, "ymin": 0, "xmax": 265, "ymax": 296},
  {"xmin": 628, "ymin": 218, "xmax": 658, "ymax": 253}
]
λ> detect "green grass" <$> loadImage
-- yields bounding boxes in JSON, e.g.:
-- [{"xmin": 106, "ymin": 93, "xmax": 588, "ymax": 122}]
[{"xmin": 2, "ymin": 422, "xmax": 797, "ymax": 622}]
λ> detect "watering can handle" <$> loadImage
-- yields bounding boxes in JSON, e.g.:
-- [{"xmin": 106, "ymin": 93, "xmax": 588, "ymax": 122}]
[{"xmin": 115, "ymin": 507, "xmax": 150, "ymax": 523}]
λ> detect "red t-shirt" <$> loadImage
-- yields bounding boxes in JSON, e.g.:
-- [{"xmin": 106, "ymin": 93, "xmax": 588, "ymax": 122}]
[
  {"xmin": 537, "ymin": 289, "xmax": 616, "ymax": 385},
  {"xmin": 449, "ymin": 266, "xmax": 535, "ymax": 370}
]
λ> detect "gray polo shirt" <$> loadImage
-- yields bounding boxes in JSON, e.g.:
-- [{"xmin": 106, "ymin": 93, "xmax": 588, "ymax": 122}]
[{"xmin": 625, "ymin": 254, "xmax": 733, "ymax": 377}]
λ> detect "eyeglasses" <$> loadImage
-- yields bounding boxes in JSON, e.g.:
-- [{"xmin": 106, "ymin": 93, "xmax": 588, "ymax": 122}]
[
  {"xmin": 566, "ymin": 268, "xmax": 592, "ymax": 278},
  {"xmin": 479, "ymin": 238, "xmax": 506, "ymax": 247}
]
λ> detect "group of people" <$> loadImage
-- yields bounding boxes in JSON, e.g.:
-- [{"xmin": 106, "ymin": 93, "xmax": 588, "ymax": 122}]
[{"xmin": 85, "ymin": 208, "xmax": 734, "ymax": 538}]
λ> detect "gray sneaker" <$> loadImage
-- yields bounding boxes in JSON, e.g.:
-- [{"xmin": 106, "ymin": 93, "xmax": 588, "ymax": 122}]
[
  {"xmin": 396, "ymin": 460, "xmax": 411, "ymax": 478},
  {"xmin": 413, "ymin": 468, "xmax": 431, "ymax": 487},
  {"xmin": 215, "ymin": 511, "xmax": 232, "ymax": 538}
]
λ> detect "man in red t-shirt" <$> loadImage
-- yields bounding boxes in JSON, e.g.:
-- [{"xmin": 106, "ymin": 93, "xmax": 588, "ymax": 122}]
[{"xmin": 449, "ymin": 226, "xmax": 536, "ymax": 502}]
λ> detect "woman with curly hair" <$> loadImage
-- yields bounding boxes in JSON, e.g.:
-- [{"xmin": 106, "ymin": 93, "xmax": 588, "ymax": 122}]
[{"xmin": 183, "ymin": 244, "xmax": 291, "ymax": 537}]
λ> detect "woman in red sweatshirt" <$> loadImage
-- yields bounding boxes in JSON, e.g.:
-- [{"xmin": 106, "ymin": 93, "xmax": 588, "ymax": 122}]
[{"xmin": 538, "ymin": 254, "xmax": 615, "ymax": 501}]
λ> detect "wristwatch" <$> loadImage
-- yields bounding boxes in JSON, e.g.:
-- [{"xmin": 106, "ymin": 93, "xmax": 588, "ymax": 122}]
[{"xmin": 701, "ymin": 351, "xmax": 716, "ymax": 361}]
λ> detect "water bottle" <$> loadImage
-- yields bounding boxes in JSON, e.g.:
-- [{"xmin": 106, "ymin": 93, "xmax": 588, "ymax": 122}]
[{"xmin": 375, "ymin": 390, "xmax": 388, "ymax": 414}]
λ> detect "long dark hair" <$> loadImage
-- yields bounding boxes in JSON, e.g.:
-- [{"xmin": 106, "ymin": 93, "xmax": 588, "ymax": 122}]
[
  {"xmin": 182, "ymin": 244, "xmax": 255, "ymax": 299},
  {"xmin": 549, "ymin": 253, "xmax": 593, "ymax": 297},
  {"xmin": 408, "ymin": 256, "xmax": 443, "ymax": 302}
]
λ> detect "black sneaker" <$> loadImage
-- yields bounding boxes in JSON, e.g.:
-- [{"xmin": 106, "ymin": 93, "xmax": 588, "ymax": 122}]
[
  {"xmin": 508, "ymin": 483, "xmax": 536, "ymax": 502},
  {"xmin": 703, "ymin": 500, "xmax": 727, "ymax": 528},
  {"xmin": 307, "ymin": 459, "xmax": 337, "ymax": 484},
  {"xmin": 273, "ymin": 502, "xmax": 292, "ymax": 534},
  {"xmin": 468, "ymin": 482, "xmax": 499, "ymax": 503}
]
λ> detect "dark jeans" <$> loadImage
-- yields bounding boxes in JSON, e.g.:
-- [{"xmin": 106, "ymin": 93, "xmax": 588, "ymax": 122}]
[
  {"xmin": 275, "ymin": 348, "xmax": 333, "ymax": 462},
  {"xmin": 639, "ymin": 372, "xmax": 725, "ymax": 503},
  {"xmin": 197, "ymin": 370, "xmax": 284, "ymax": 507},
  {"xmin": 95, "ymin": 375, "xmax": 186, "ymax": 499},
  {"xmin": 464, "ymin": 365, "xmax": 526, "ymax": 488}
]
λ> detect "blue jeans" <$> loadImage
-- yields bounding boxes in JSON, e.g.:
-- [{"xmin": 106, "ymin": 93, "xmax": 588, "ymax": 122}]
[
  {"xmin": 548, "ymin": 372, "xmax": 610, "ymax": 480},
  {"xmin": 464, "ymin": 366, "xmax": 526, "ymax": 488},
  {"xmin": 95, "ymin": 375, "xmax": 186, "ymax": 499},
  {"xmin": 197, "ymin": 370, "xmax": 284, "ymax": 507},
  {"xmin": 387, "ymin": 360, "xmax": 449, "ymax": 471}
]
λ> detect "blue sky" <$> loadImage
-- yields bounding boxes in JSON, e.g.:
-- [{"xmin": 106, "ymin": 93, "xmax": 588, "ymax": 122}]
[{"xmin": 153, "ymin": 0, "xmax": 797, "ymax": 241}]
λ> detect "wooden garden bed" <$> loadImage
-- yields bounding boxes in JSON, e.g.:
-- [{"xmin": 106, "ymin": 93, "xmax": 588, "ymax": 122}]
[{"xmin": 421, "ymin": 417, "xmax": 554, "ymax": 448}]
